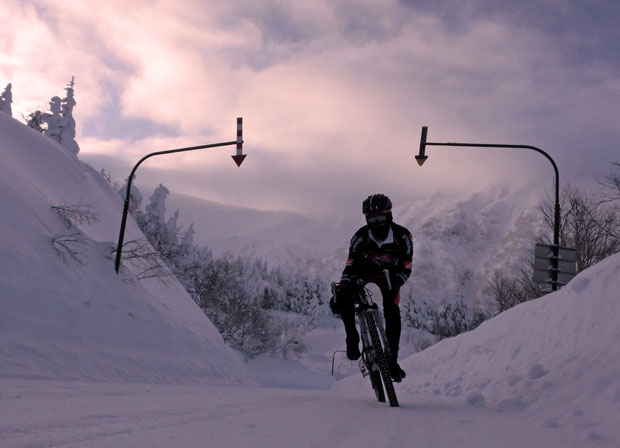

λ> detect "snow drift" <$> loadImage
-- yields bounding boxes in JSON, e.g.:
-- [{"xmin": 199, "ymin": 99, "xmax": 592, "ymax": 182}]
[
  {"xmin": 0, "ymin": 112, "xmax": 248, "ymax": 384},
  {"xmin": 353, "ymin": 250, "xmax": 619, "ymax": 442},
  {"xmin": 328, "ymin": 251, "xmax": 620, "ymax": 443}
]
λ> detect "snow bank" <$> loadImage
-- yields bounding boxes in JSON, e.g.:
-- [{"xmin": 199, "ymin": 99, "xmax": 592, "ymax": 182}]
[
  {"xmin": 0, "ymin": 113, "xmax": 248, "ymax": 385},
  {"xmin": 398, "ymin": 251, "xmax": 620, "ymax": 441}
]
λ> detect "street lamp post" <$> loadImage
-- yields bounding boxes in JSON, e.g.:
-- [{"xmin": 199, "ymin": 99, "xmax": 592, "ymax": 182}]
[
  {"xmin": 114, "ymin": 117, "xmax": 245, "ymax": 273},
  {"xmin": 416, "ymin": 126, "xmax": 562, "ymax": 291}
]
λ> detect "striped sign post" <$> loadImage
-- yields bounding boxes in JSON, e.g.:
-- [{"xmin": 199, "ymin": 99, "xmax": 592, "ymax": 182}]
[{"xmin": 232, "ymin": 117, "xmax": 246, "ymax": 167}]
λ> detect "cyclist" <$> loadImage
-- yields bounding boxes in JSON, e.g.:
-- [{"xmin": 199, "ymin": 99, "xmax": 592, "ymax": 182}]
[{"xmin": 332, "ymin": 193, "xmax": 413, "ymax": 382}]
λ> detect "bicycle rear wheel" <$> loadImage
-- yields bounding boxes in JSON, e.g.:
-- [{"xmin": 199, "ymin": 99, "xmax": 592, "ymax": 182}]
[{"xmin": 365, "ymin": 314, "xmax": 399, "ymax": 407}]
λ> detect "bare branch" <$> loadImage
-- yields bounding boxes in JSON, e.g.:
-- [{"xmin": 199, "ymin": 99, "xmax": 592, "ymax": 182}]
[
  {"xmin": 538, "ymin": 184, "xmax": 620, "ymax": 271},
  {"xmin": 51, "ymin": 202, "xmax": 99, "ymax": 229},
  {"xmin": 598, "ymin": 160, "xmax": 620, "ymax": 204},
  {"xmin": 108, "ymin": 237, "xmax": 174, "ymax": 283},
  {"xmin": 51, "ymin": 231, "xmax": 87, "ymax": 264}
]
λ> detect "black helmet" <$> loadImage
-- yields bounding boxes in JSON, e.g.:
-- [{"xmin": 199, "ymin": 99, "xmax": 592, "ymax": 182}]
[
  {"xmin": 362, "ymin": 194, "xmax": 392, "ymax": 216},
  {"xmin": 362, "ymin": 194, "xmax": 393, "ymax": 231}
]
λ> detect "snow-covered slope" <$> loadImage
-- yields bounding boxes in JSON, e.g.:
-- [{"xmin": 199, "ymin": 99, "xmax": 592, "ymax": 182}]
[
  {"xmin": 0, "ymin": 113, "xmax": 248, "ymax": 384},
  {"xmin": 335, "ymin": 251, "xmax": 620, "ymax": 443}
]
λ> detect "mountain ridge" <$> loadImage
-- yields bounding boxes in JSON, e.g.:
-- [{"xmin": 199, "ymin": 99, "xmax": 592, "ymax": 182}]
[{"xmin": 164, "ymin": 181, "xmax": 547, "ymax": 312}]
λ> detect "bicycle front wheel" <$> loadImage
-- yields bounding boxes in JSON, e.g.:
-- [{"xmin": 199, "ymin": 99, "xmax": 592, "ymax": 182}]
[{"xmin": 364, "ymin": 313, "xmax": 399, "ymax": 407}]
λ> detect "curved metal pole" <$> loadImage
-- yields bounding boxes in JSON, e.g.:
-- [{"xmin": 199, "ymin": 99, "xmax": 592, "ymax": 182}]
[
  {"xmin": 417, "ymin": 127, "xmax": 561, "ymax": 290},
  {"xmin": 114, "ymin": 140, "xmax": 240, "ymax": 273},
  {"xmin": 426, "ymin": 141, "xmax": 560, "ymax": 244}
]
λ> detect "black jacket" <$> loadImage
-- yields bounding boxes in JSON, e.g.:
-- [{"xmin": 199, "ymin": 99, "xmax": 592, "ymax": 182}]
[{"xmin": 340, "ymin": 222, "xmax": 413, "ymax": 289}]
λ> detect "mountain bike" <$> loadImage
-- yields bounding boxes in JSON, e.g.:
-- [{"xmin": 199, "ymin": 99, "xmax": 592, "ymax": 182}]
[{"xmin": 331, "ymin": 271, "xmax": 399, "ymax": 407}]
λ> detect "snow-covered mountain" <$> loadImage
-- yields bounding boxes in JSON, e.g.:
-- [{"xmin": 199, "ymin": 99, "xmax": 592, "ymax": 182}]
[
  {"xmin": 0, "ymin": 112, "xmax": 248, "ymax": 384},
  {"xmin": 165, "ymin": 193, "xmax": 348, "ymax": 274},
  {"xmin": 166, "ymin": 181, "xmax": 546, "ymax": 314},
  {"xmin": 399, "ymin": 184, "xmax": 544, "ymax": 311}
]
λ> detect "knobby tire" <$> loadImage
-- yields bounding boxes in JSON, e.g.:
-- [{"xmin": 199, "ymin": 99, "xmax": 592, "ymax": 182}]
[
  {"xmin": 360, "ymin": 317, "xmax": 385, "ymax": 403},
  {"xmin": 365, "ymin": 313, "xmax": 399, "ymax": 407}
]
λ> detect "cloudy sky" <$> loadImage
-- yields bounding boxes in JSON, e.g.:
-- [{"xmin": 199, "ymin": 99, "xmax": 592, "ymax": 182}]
[{"xmin": 2, "ymin": 0, "xmax": 619, "ymax": 219}]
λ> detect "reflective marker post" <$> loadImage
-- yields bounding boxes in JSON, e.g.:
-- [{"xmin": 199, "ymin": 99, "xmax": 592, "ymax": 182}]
[
  {"xmin": 232, "ymin": 117, "xmax": 246, "ymax": 167},
  {"xmin": 416, "ymin": 126, "xmax": 562, "ymax": 291},
  {"xmin": 114, "ymin": 117, "xmax": 246, "ymax": 273}
]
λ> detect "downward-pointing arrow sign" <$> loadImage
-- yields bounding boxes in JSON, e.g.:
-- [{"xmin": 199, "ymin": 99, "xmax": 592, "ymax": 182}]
[
  {"xmin": 231, "ymin": 154, "xmax": 247, "ymax": 167},
  {"xmin": 232, "ymin": 117, "xmax": 246, "ymax": 167}
]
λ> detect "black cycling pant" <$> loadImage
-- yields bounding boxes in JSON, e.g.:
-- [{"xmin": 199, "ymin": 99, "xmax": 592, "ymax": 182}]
[{"xmin": 340, "ymin": 279, "xmax": 401, "ymax": 361}]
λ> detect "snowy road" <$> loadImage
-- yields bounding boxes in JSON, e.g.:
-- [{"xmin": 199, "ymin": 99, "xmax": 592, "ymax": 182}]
[{"xmin": 1, "ymin": 379, "xmax": 592, "ymax": 448}]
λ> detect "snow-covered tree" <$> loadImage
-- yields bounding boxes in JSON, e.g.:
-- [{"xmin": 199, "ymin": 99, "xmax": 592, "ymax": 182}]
[
  {"xmin": 145, "ymin": 184, "xmax": 169, "ymax": 227},
  {"xmin": 180, "ymin": 223, "xmax": 195, "ymax": 253},
  {"xmin": 25, "ymin": 110, "xmax": 45, "ymax": 133},
  {"xmin": 140, "ymin": 184, "xmax": 186, "ymax": 264},
  {"xmin": 118, "ymin": 174, "xmax": 143, "ymax": 217},
  {"xmin": 0, "ymin": 83, "xmax": 12, "ymax": 116},
  {"xmin": 58, "ymin": 77, "xmax": 80, "ymax": 155},
  {"xmin": 166, "ymin": 210, "xmax": 180, "ymax": 237},
  {"xmin": 123, "ymin": 182, "xmax": 332, "ymax": 358},
  {"xmin": 40, "ymin": 77, "xmax": 80, "ymax": 155},
  {"xmin": 42, "ymin": 96, "xmax": 63, "ymax": 143}
]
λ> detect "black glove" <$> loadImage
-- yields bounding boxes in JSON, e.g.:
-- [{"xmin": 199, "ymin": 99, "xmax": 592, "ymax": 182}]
[
  {"xmin": 329, "ymin": 281, "xmax": 354, "ymax": 315},
  {"xmin": 390, "ymin": 273, "xmax": 405, "ymax": 290},
  {"xmin": 329, "ymin": 296, "xmax": 342, "ymax": 315}
]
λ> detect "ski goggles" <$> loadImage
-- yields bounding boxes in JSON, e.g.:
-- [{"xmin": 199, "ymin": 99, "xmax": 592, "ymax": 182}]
[{"xmin": 366, "ymin": 214, "xmax": 389, "ymax": 225}]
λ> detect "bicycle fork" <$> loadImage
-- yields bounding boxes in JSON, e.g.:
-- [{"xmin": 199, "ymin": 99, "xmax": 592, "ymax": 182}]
[
  {"xmin": 357, "ymin": 309, "xmax": 383, "ymax": 377},
  {"xmin": 373, "ymin": 308, "xmax": 393, "ymax": 362},
  {"xmin": 358, "ymin": 313, "xmax": 371, "ymax": 377}
]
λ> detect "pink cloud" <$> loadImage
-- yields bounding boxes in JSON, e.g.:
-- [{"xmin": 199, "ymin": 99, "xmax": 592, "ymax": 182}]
[{"xmin": 2, "ymin": 0, "xmax": 619, "ymax": 214}]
